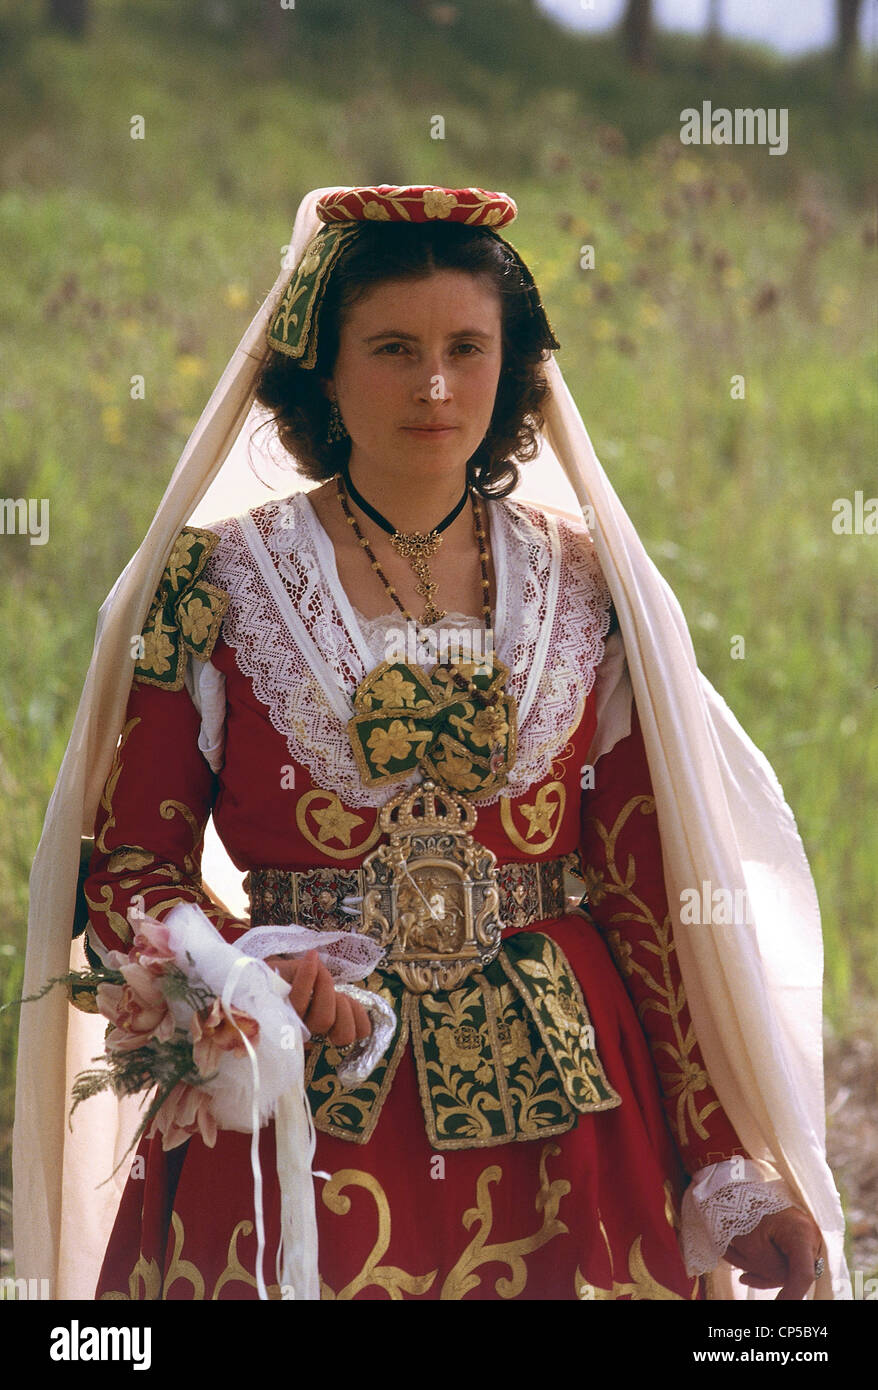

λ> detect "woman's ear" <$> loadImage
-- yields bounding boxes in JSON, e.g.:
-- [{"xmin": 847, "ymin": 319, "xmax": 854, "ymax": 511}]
[{"xmin": 320, "ymin": 377, "xmax": 335, "ymax": 403}]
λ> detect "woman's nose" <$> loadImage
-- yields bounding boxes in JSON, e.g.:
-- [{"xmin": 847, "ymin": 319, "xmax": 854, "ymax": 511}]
[{"xmin": 416, "ymin": 368, "xmax": 451, "ymax": 403}]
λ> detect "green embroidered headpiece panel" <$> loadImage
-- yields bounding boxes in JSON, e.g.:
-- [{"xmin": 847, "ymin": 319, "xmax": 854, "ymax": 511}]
[{"xmin": 266, "ymin": 224, "xmax": 360, "ymax": 369}]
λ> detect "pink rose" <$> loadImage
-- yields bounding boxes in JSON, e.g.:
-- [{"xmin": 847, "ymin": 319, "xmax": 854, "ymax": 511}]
[
  {"xmin": 189, "ymin": 998, "xmax": 260, "ymax": 1076},
  {"xmin": 148, "ymin": 1082, "xmax": 218, "ymax": 1150},
  {"xmin": 131, "ymin": 918, "xmax": 178, "ymax": 976},
  {"xmin": 97, "ymin": 971, "xmax": 175, "ymax": 1053}
]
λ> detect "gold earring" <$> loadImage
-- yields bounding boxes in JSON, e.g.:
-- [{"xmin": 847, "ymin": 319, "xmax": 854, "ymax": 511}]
[{"xmin": 327, "ymin": 399, "xmax": 348, "ymax": 443}]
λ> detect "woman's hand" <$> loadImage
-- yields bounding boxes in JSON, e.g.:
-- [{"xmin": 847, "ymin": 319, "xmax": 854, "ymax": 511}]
[
  {"xmin": 264, "ymin": 950, "xmax": 372, "ymax": 1048},
  {"xmin": 724, "ymin": 1206, "xmax": 823, "ymax": 1300}
]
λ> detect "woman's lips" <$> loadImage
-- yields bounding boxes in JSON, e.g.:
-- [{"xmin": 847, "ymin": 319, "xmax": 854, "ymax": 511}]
[{"xmin": 402, "ymin": 425, "xmax": 458, "ymax": 435}]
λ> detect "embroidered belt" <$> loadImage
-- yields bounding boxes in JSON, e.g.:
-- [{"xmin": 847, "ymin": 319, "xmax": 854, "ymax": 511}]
[
  {"xmin": 246, "ymin": 852, "xmax": 583, "ymax": 936},
  {"xmin": 248, "ymin": 781, "xmax": 590, "ymax": 996}
]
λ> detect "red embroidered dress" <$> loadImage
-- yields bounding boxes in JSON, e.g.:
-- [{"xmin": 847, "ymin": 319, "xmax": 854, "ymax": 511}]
[{"xmin": 85, "ymin": 493, "xmax": 746, "ymax": 1300}]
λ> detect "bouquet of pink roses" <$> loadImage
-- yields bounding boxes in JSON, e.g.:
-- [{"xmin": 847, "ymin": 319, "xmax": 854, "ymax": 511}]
[
  {"xmin": 10, "ymin": 898, "xmax": 394, "ymax": 1300},
  {"xmin": 14, "ymin": 897, "xmax": 394, "ymax": 1162}
]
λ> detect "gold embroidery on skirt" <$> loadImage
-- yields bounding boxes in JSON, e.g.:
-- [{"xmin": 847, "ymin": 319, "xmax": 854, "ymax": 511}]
[
  {"xmin": 439, "ymin": 1141, "xmax": 570, "ymax": 1299},
  {"xmin": 584, "ymin": 793, "xmax": 714, "ymax": 1149},
  {"xmin": 98, "ymin": 1253, "xmax": 162, "ymax": 1301},
  {"xmin": 319, "ymin": 1170, "xmax": 438, "ymax": 1300},
  {"xmin": 574, "ymin": 1235, "xmax": 695, "ymax": 1301}
]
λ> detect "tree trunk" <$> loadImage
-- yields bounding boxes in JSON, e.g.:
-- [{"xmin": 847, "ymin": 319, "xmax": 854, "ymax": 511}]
[
  {"xmin": 703, "ymin": 0, "xmax": 722, "ymax": 71},
  {"xmin": 47, "ymin": 0, "xmax": 89, "ymax": 38},
  {"xmin": 836, "ymin": 0, "xmax": 862, "ymax": 74},
  {"xmin": 621, "ymin": 0, "xmax": 653, "ymax": 70}
]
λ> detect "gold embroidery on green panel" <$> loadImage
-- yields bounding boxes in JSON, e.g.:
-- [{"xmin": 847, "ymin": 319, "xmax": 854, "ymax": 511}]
[
  {"xmin": 319, "ymin": 1170, "xmax": 438, "ymax": 1300},
  {"xmin": 408, "ymin": 959, "xmax": 581, "ymax": 1151},
  {"xmin": 494, "ymin": 976, "xmax": 575, "ymax": 1138},
  {"xmin": 134, "ymin": 527, "xmax": 229, "ymax": 691},
  {"xmin": 409, "ymin": 983, "xmax": 511, "ymax": 1148},
  {"xmin": 439, "ymin": 1141, "xmax": 570, "ymax": 1300},
  {"xmin": 309, "ymin": 935, "xmax": 616, "ymax": 1151},
  {"xmin": 499, "ymin": 780, "xmax": 565, "ymax": 854},
  {"xmin": 348, "ymin": 655, "xmax": 517, "ymax": 800},
  {"xmin": 585, "ymin": 794, "xmax": 714, "ymax": 1149},
  {"xmin": 307, "ymin": 975, "xmax": 409, "ymax": 1142},
  {"xmin": 499, "ymin": 935, "xmax": 622, "ymax": 1113},
  {"xmin": 94, "ymin": 718, "xmax": 140, "ymax": 853}
]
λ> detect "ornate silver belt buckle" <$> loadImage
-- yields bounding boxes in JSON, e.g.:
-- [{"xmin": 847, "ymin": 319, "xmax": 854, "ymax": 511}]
[{"xmin": 358, "ymin": 779, "xmax": 502, "ymax": 995}]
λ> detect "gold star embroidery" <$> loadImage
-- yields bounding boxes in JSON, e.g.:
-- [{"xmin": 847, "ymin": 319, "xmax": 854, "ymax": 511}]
[
  {"xmin": 519, "ymin": 786, "xmax": 561, "ymax": 839},
  {"xmin": 310, "ymin": 794, "xmax": 365, "ymax": 847}
]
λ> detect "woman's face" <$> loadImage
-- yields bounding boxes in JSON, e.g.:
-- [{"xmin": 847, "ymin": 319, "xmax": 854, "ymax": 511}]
[{"xmin": 325, "ymin": 270, "xmax": 503, "ymax": 483}]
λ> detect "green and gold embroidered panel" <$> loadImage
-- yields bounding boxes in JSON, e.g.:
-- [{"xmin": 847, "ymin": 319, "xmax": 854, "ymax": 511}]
[
  {"xmin": 134, "ymin": 527, "xmax": 229, "ymax": 691},
  {"xmin": 304, "ymin": 974, "xmax": 410, "ymax": 1143},
  {"xmin": 348, "ymin": 655, "xmax": 517, "ymax": 799},
  {"xmin": 305, "ymin": 933, "xmax": 621, "ymax": 1150},
  {"xmin": 500, "ymin": 935, "xmax": 622, "ymax": 1113}
]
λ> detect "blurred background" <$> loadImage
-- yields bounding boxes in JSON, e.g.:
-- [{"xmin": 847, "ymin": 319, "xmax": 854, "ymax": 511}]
[{"xmin": 0, "ymin": 0, "xmax": 875, "ymax": 1287}]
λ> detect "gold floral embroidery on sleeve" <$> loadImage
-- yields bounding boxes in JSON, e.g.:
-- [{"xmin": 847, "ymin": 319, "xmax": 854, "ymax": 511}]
[
  {"xmin": 585, "ymin": 794, "xmax": 717, "ymax": 1149},
  {"xmin": 134, "ymin": 526, "xmax": 229, "ymax": 690}
]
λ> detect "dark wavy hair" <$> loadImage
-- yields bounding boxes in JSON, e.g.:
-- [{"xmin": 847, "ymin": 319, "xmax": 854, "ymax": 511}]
[{"xmin": 253, "ymin": 221, "xmax": 558, "ymax": 499}]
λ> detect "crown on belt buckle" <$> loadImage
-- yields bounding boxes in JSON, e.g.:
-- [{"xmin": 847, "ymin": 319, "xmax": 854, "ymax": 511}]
[{"xmin": 358, "ymin": 778, "xmax": 502, "ymax": 995}]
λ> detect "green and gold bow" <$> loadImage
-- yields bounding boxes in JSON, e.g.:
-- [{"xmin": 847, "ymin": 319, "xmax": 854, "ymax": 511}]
[{"xmin": 348, "ymin": 657, "xmax": 518, "ymax": 800}]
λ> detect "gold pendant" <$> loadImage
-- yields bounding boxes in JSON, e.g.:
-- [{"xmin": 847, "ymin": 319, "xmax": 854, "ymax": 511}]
[
  {"xmin": 391, "ymin": 531, "xmax": 446, "ymax": 624},
  {"xmin": 358, "ymin": 779, "xmax": 503, "ymax": 994}
]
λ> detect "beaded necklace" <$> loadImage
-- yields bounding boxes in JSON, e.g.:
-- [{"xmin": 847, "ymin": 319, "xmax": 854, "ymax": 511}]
[
  {"xmin": 334, "ymin": 472, "xmax": 501, "ymax": 712},
  {"xmin": 334, "ymin": 471, "xmax": 492, "ymax": 628}
]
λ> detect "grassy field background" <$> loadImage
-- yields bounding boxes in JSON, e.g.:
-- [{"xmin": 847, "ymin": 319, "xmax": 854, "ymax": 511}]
[{"xmin": 0, "ymin": 0, "xmax": 875, "ymax": 1277}]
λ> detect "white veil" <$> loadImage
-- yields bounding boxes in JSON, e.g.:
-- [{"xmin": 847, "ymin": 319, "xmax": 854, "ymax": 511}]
[{"xmin": 14, "ymin": 186, "xmax": 848, "ymax": 1301}]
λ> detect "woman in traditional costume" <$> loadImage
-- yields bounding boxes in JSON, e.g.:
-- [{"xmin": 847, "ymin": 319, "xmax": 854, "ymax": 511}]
[{"xmin": 14, "ymin": 186, "xmax": 846, "ymax": 1301}]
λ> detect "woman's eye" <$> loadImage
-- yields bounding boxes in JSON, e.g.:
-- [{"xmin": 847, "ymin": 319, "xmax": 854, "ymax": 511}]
[
  {"xmin": 454, "ymin": 343, "xmax": 481, "ymax": 355},
  {"xmin": 376, "ymin": 343, "xmax": 408, "ymax": 355}
]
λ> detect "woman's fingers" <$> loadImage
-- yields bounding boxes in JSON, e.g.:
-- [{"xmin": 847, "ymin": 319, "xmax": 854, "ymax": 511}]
[
  {"xmin": 351, "ymin": 998, "xmax": 372, "ymax": 1040},
  {"xmin": 304, "ymin": 961, "xmax": 337, "ymax": 1037},
  {"xmin": 268, "ymin": 953, "xmax": 373, "ymax": 1046},
  {"xmin": 328, "ymin": 993, "xmax": 356, "ymax": 1048},
  {"xmin": 286, "ymin": 950, "xmax": 319, "ymax": 1017}
]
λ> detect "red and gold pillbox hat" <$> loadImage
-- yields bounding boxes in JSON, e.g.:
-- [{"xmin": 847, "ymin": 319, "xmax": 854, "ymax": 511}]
[{"xmin": 266, "ymin": 184, "xmax": 558, "ymax": 367}]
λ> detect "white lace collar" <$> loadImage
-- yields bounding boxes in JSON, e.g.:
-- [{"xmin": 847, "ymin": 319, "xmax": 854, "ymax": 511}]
[
  {"xmin": 293, "ymin": 488, "xmax": 511, "ymax": 689},
  {"xmin": 206, "ymin": 490, "xmax": 610, "ymax": 808}
]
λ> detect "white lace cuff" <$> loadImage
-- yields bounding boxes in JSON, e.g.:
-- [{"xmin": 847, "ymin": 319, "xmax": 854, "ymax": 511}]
[{"xmin": 680, "ymin": 1159, "xmax": 798, "ymax": 1276}]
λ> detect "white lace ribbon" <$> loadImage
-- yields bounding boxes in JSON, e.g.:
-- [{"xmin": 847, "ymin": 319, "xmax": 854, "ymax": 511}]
[
  {"xmin": 149, "ymin": 902, "xmax": 393, "ymax": 1300},
  {"xmin": 236, "ymin": 920, "xmax": 384, "ymax": 984}
]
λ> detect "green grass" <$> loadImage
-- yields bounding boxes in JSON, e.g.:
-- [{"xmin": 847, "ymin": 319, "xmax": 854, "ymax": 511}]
[{"xmin": 1, "ymin": 0, "xmax": 875, "ymax": 1208}]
